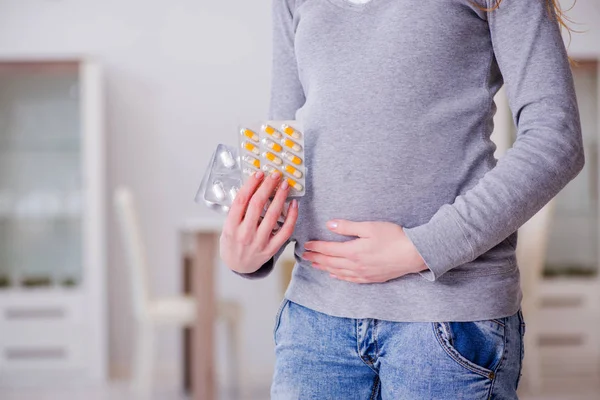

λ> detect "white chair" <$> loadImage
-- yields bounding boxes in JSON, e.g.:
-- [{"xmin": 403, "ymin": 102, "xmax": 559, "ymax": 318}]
[
  {"xmin": 517, "ymin": 200, "xmax": 556, "ymax": 395},
  {"xmin": 113, "ymin": 187, "xmax": 242, "ymax": 396}
]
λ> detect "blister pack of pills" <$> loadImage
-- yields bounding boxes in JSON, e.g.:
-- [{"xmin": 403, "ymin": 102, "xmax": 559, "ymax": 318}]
[
  {"xmin": 239, "ymin": 121, "xmax": 306, "ymax": 197},
  {"xmin": 196, "ymin": 144, "xmax": 242, "ymax": 214}
]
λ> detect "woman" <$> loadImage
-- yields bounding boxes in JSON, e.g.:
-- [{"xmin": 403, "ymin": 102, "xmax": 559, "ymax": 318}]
[{"xmin": 220, "ymin": 0, "xmax": 584, "ymax": 398}]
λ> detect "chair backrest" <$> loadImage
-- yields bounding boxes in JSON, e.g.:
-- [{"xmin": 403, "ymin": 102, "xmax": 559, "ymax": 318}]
[
  {"xmin": 517, "ymin": 200, "xmax": 556, "ymax": 309},
  {"xmin": 113, "ymin": 187, "xmax": 150, "ymax": 320}
]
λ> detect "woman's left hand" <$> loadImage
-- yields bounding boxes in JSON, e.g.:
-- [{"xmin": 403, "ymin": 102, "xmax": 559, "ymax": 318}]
[{"xmin": 302, "ymin": 220, "xmax": 428, "ymax": 284}]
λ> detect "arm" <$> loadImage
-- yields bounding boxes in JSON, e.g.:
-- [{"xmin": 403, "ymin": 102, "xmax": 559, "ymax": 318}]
[
  {"xmin": 404, "ymin": 0, "xmax": 584, "ymax": 281},
  {"xmin": 233, "ymin": 0, "xmax": 305, "ymax": 279}
]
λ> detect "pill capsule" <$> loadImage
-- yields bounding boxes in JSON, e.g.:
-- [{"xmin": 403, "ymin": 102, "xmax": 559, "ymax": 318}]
[
  {"xmin": 212, "ymin": 181, "xmax": 226, "ymax": 201},
  {"xmin": 240, "ymin": 128, "xmax": 259, "ymax": 142},
  {"xmin": 219, "ymin": 150, "xmax": 236, "ymax": 168},
  {"xmin": 286, "ymin": 178, "xmax": 303, "ymax": 192},
  {"xmin": 242, "ymin": 167, "xmax": 256, "ymax": 176},
  {"xmin": 282, "ymin": 124, "xmax": 301, "ymax": 139},
  {"xmin": 261, "ymin": 164, "xmax": 280, "ymax": 175},
  {"xmin": 242, "ymin": 141, "xmax": 260, "ymax": 155},
  {"xmin": 263, "ymin": 151, "xmax": 283, "ymax": 165},
  {"xmin": 282, "ymin": 151, "xmax": 302, "ymax": 165},
  {"xmin": 282, "ymin": 138, "xmax": 302, "ymax": 152},
  {"xmin": 242, "ymin": 155, "xmax": 260, "ymax": 169},
  {"xmin": 284, "ymin": 164, "xmax": 303, "ymax": 179},
  {"xmin": 228, "ymin": 187, "xmax": 239, "ymax": 202},
  {"xmin": 262, "ymin": 124, "xmax": 283, "ymax": 139},
  {"xmin": 263, "ymin": 138, "xmax": 283, "ymax": 152}
]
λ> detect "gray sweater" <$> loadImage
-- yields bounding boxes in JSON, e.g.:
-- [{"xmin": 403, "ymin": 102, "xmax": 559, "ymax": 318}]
[{"xmin": 240, "ymin": 0, "xmax": 584, "ymax": 322}]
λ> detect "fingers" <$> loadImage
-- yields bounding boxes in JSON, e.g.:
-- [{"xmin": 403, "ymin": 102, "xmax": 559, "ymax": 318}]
[
  {"xmin": 226, "ymin": 171, "xmax": 264, "ymax": 230},
  {"xmin": 302, "ymin": 251, "xmax": 356, "ymax": 270},
  {"xmin": 327, "ymin": 220, "xmax": 373, "ymax": 238},
  {"xmin": 303, "ymin": 240, "xmax": 356, "ymax": 258},
  {"xmin": 242, "ymin": 171, "xmax": 282, "ymax": 228},
  {"xmin": 312, "ymin": 263, "xmax": 370, "ymax": 284},
  {"xmin": 256, "ymin": 179, "xmax": 291, "ymax": 241},
  {"xmin": 267, "ymin": 199, "xmax": 299, "ymax": 253}
]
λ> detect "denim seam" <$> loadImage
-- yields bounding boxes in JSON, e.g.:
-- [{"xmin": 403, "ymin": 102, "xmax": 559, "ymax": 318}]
[
  {"xmin": 356, "ymin": 320, "xmax": 378, "ymax": 374},
  {"xmin": 487, "ymin": 321, "xmax": 508, "ymax": 399},
  {"xmin": 490, "ymin": 318, "xmax": 505, "ymax": 327},
  {"xmin": 433, "ymin": 322, "xmax": 494, "ymax": 379},
  {"xmin": 369, "ymin": 376, "xmax": 380, "ymax": 400},
  {"xmin": 374, "ymin": 319, "xmax": 379, "ymax": 358},
  {"xmin": 273, "ymin": 298, "xmax": 289, "ymax": 345}
]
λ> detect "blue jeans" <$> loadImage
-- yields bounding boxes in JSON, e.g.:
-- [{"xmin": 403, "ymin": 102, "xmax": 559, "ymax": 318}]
[{"xmin": 272, "ymin": 299, "xmax": 525, "ymax": 399}]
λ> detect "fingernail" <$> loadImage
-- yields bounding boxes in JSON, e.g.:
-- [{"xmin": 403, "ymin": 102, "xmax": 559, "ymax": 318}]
[
  {"xmin": 255, "ymin": 171, "xmax": 264, "ymax": 179},
  {"xmin": 280, "ymin": 180, "xmax": 289, "ymax": 190},
  {"xmin": 327, "ymin": 221, "xmax": 338, "ymax": 229},
  {"xmin": 291, "ymin": 199, "xmax": 298, "ymax": 209},
  {"xmin": 271, "ymin": 171, "xmax": 281, "ymax": 179}
]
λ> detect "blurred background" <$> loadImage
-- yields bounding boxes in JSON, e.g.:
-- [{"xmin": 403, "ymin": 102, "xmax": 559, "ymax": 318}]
[{"xmin": 0, "ymin": 1, "xmax": 597, "ymax": 399}]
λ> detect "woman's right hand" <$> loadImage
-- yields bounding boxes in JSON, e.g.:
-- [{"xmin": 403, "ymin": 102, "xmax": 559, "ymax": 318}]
[{"xmin": 220, "ymin": 170, "xmax": 299, "ymax": 274}]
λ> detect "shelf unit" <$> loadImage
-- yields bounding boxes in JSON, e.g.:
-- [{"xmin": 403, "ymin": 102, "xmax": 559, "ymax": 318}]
[
  {"xmin": 0, "ymin": 58, "xmax": 106, "ymax": 385},
  {"xmin": 537, "ymin": 59, "xmax": 600, "ymax": 377}
]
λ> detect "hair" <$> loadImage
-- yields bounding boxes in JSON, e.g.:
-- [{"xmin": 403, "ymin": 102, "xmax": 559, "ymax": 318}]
[
  {"xmin": 483, "ymin": 0, "xmax": 577, "ymax": 62},
  {"xmin": 485, "ymin": 0, "xmax": 575, "ymax": 34}
]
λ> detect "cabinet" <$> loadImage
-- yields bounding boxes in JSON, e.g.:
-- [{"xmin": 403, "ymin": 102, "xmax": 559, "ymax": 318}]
[{"xmin": 0, "ymin": 59, "xmax": 106, "ymax": 384}]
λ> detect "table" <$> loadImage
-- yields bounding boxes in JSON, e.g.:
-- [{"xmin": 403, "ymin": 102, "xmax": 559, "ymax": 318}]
[{"xmin": 180, "ymin": 218, "xmax": 225, "ymax": 400}]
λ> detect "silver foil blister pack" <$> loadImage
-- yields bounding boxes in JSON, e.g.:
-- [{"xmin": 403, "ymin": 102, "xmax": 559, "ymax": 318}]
[{"xmin": 195, "ymin": 144, "xmax": 242, "ymax": 214}]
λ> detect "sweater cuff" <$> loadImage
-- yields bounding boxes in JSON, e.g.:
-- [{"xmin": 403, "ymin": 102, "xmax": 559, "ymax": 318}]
[
  {"xmin": 233, "ymin": 258, "xmax": 275, "ymax": 280},
  {"xmin": 403, "ymin": 205, "xmax": 476, "ymax": 281}
]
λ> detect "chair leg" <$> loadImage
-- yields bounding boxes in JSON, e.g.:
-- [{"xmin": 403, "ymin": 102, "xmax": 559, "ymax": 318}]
[
  {"xmin": 132, "ymin": 322, "xmax": 155, "ymax": 395},
  {"xmin": 225, "ymin": 313, "xmax": 242, "ymax": 399}
]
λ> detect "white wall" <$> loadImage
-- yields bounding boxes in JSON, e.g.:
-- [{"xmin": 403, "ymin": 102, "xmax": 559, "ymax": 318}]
[
  {"xmin": 560, "ymin": 0, "xmax": 600, "ymax": 58},
  {"xmin": 0, "ymin": 0, "xmax": 281, "ymax": 391},
  {"xmin": 0, "ymin": 0, "xmax": 597, "ymax": 393}
]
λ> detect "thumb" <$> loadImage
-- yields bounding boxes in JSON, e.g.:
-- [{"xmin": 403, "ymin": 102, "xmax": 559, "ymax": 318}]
[{"xmin": 326, "ymin": 220, "xmax": 372, "ymax": 237}]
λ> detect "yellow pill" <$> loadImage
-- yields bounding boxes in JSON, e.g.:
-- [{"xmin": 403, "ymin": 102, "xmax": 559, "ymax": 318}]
[
  {"xmin": 243, "ymin": 155, "xmax": 260, "ymax": 169},
  {"xmin": 242, "ymin": 141, "xmax": 259, "ymax": 155},
  {"xmin": 263, "ymin": 151, "xmax": 283, "ymax": 165},
  {"xmin": 287, "ymin": 178, "xmax": 303, "ymax": 192},
  {"xmin": 263, "ymin": 138, "xmax": 283, "ymax": 152},
  {"xmin": 282, "ymin": 151, "xmax": 302, "ymax": 165},
  {"xmin": 262, "ymin": 124, "xmax": 283, "ymax": 139},
  {"xmin": 284, "ymin": 164, "xmax": 303, "ymax": 179},
  {"xmin": 282, "ymin": 124, "xmax": 301, "ymax": 139},
  {"xmin": 241, "ymin": 128, "xmax": 259, "ymax": 142},
  {"xmin": 282, "ymin": 138, "xmax": 302, "ymax": 152}
]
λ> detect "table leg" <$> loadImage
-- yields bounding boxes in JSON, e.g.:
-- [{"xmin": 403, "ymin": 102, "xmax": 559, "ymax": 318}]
[
  {"xmin": 183, "ymin": 255, "xmax": 193, "ymax": 393},
  {"xmin": 191, "ymin": 232, "xmax": 219, "ymax": 400}
]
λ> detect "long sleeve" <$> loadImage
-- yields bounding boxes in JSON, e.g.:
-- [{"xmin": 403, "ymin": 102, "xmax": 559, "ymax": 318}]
[
  {"xmin": 234, "ymin": 0, "xmax": 305, "ymax": 280},
  {"xmin": 268, "ymin": 0, "xmax": 306, "ymax": 120},
  {"xmin": 404, "ymin": 0, "xmax": 585, "ymax": 281}
]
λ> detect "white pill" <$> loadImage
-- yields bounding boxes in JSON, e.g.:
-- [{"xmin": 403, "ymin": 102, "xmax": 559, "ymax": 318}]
[
  {"xmin": 229, "ymin": 187, "xmax": 239, "ymax": 202},
  {"xmin": 212, "ymin": 181, "xmax": 226, "ymax": 201},
  {"xmin": 219, "ymin": 150, "xmax": 236, "ymax": 168}
]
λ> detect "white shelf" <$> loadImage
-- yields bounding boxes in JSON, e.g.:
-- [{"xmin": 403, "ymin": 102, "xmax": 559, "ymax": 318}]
[{"xmin": 0, "ymin": 59, "xmax": 106, "ymax": 385}]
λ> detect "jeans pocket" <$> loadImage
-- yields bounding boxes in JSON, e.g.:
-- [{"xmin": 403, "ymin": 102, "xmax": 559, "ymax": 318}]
[
  {"xmin": 273, "ymin": 298, "xmax": 290, "ymax": 345},
  {"xmin": 433, "ymin": 318, "xmax": 506, "ymax": 379}
]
